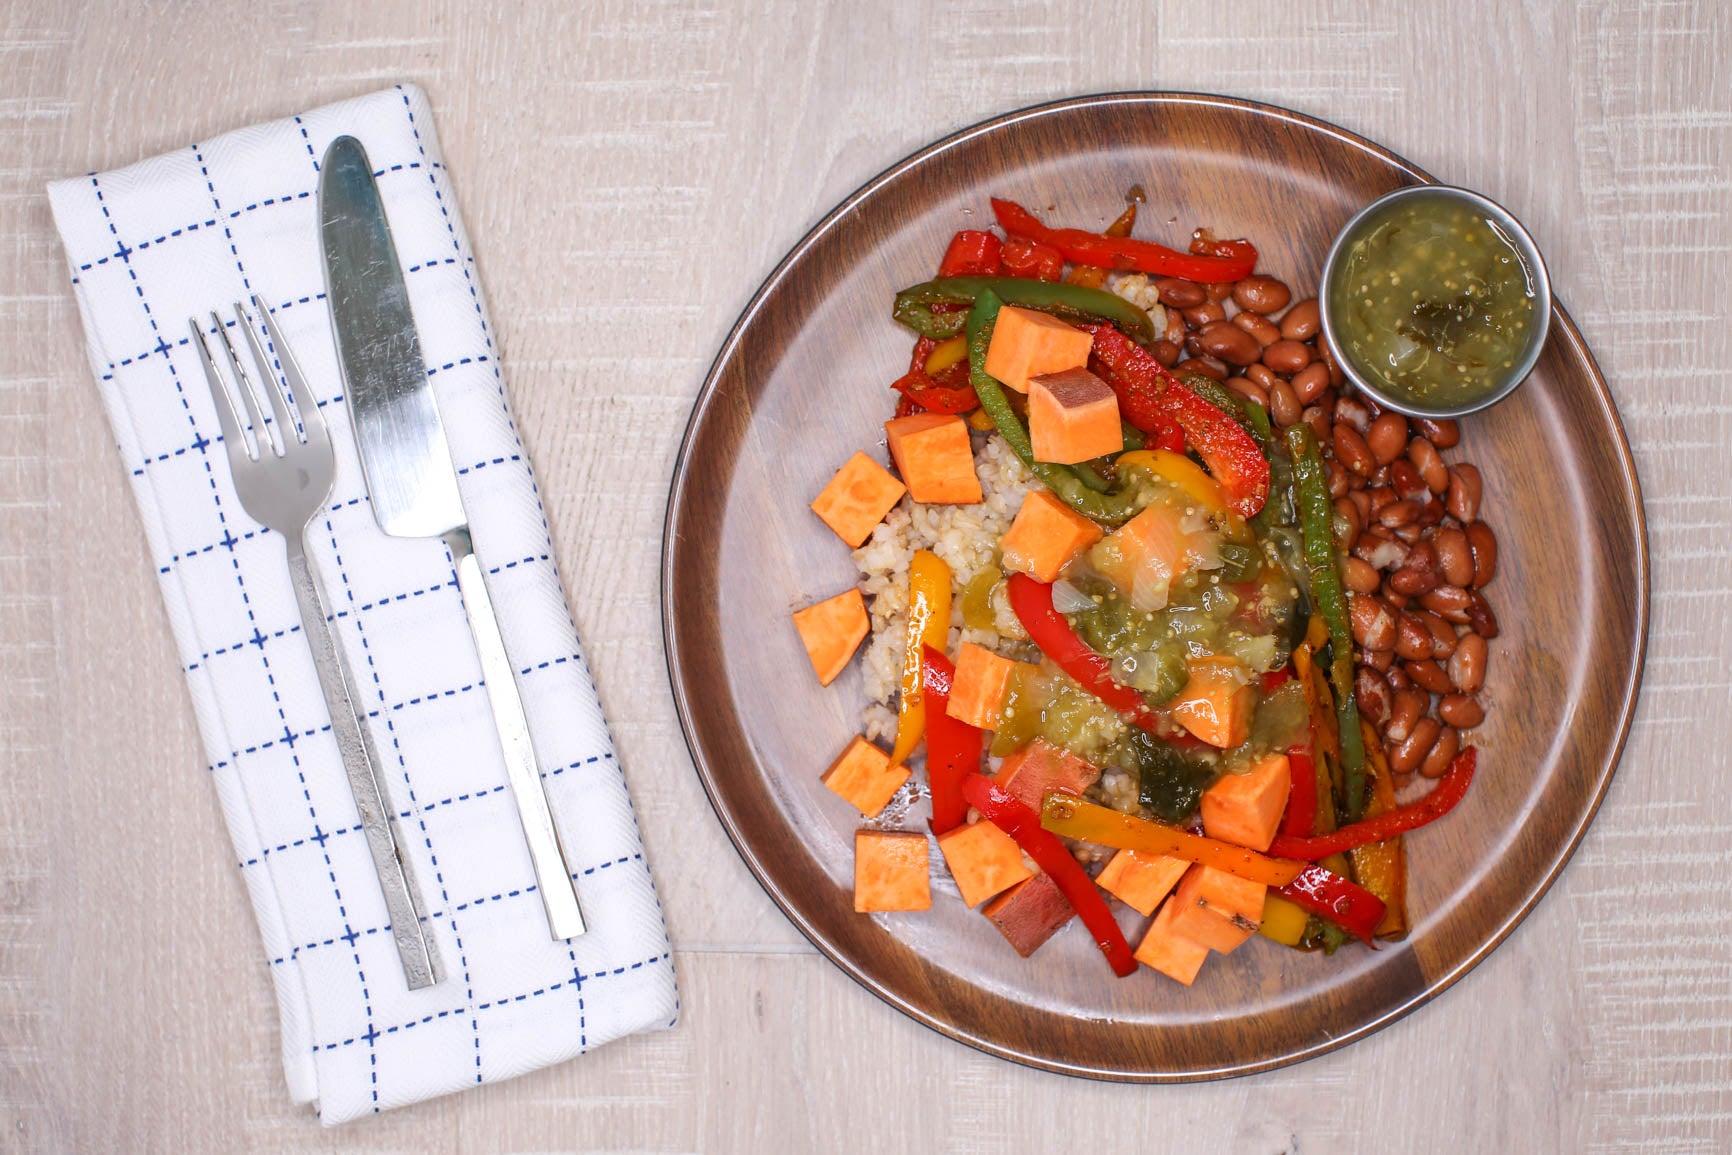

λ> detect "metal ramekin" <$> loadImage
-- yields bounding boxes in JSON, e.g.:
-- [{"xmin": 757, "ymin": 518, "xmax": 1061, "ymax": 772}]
[{"xmin": 1318, "ymin": 184, "xmax": 1552, "ymax": 420}]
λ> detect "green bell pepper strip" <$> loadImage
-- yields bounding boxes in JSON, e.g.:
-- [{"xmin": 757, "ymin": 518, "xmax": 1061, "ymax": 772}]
[
  {"xmin": 896, "ymin": 276, "xmax": 1157, "ymax": 347},
  {"xmin": 1286, "ymin": 423, "xmax": 1369, "ymax": 821},
  {"xmin": 965, "ymin": 290, "xmax": 1144, "ymax": 526}
]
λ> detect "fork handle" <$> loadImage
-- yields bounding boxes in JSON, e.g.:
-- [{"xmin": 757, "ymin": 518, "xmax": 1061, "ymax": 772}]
[
  {"xmin": 286, "ymin": 540, "xmax": 440, "ymax": 989},
  {"xmin": 445, "ymin": 527, "xmax": 586, "ymax": 940}
]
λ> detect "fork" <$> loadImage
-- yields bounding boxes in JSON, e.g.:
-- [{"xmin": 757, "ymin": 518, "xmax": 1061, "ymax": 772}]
[{"xmin": 191, "ymin": 296, "xmax": 439, "ymax": 991}]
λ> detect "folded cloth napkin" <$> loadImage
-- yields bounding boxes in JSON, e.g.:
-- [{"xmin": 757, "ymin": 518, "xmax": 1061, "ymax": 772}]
[{"xmin": 46, "ymin": 83, "xmax": 677, "ymax": 1124}]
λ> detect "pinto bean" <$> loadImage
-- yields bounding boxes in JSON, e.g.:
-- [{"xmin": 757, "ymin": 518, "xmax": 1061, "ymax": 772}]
[
  {"xmin": 1412, "ymin": 416, "xmax": 1461, "ymax": 448},
  {"xmin": 1388, "ymin": 563, "xmax": 1438, "ymax": 596},
  {"xmin": 1151, "ymin": 339, "xmax": 1182, "ymax": 367},
  {"xmin": 1262, "ymin": 339, "xmax": 1313, "ymax": 375},
  {"xmin": 1343, "ymin": 555, "xmax": 1381, "ymax": 593},
  {"xmin": 1348, "ymin": 489, "xmax": 1373, "ymax": 523},
  {"xmin": 1326, "ymin": 458, "xmax": 1351, "ymax": 499},
  {"xmin": 1174, "ymin": 357, "xmax": 1227, "ymax": 381},
  {"xmin": 1378, "ymin": 499, "xmax": 1421, "ymax": 528},
  {"xmin": 1396, "ymin": 612, "xmax": 1434, "ymax": 661},
  {"xmin": 1465, "ymin": 590, "xmax": 1500, "ymax": 638},
  {"xmin": 1447, "ymin": 463, "xmax": 1483, "ymax": 523},
  {"xmin": 1420, "ymin": 585, "xmax": 1474, "ymax": 624},
  {"xmin": 1366, "ymin": 413, "xmax": 1409, "ymax": 465},
  {"xmin": 1433, "ymin": 526, "xmax": 1474, "ymax": 588},
  {"xmin": 1205, "ymin": 280, "xmax": 1234, "ymax": 304},
  {"xmin": 1182, "ymin": 302, "xmax": 1226, "ymax": 328},
  {"xmin": 1303, "ymin": 405, "xmax": 1331, "ymax": 444},
  {"xmin": 1353, "ymin": 527, "xmax": 1409, "ymax": 571},
  {"xmin": 1232, "ymin": 311, "xmax": 1282, "ymax": 347},
  {"xmin": 1234, "ymin": 277, "xmax": 1291, "ymax": 314},
  {"xmin": 1279, "ymin": 298, "xmax": 1321, "ymax": 341},
  {"xmin": 1356, "ymin": 668, "xmax": 1393, "ymax": 728},
  {"xmin": 1439, "ymin": 694, "xmax": 1485, "ymax": 729},
  {"xmin": 1334, "ymin": 497, "xmax": 1362, "ymax": 553},
  {"xmin": 1448, "ymin": 632, "xmax": 1487, "ymax": 693},
  {"xmin": 1406, "ymin": 658, "xmax": 1453, "ymax": 694},
  {"xmin": 1196, "ymin": 320, "xmax": 1262, "ymax": 366},
  {"xmin": 1290, "ymin": 361, "xmax": 1330, "ymax": 405},
  {"xmin": 1385, "ymin": 689, "xmax": 1427, "ymax": 744},
  {"xmin": 1467, "ymin": 522, "xmax": 1499, "ymax": 587},
  {"xmin": 1389, "ymin": 459, "xmax": 1427, "ymax": 501},
  {"xmin": 1361, "ymin": 646, "xmax": 1395, "ymax": 672},
  {"xmin": 1154, "ymin": 277, "xmax": 1207, "ymax": 308},
  {"xmin": 1334, "ymin": 395, "xmax": 1373, "ymax": 433},
  {"xmin": 1408, "ymin": 437, "xmax": 1449, "ymax": 494},
  {"xmin": 1419, "ymin": 725, "xmax": 1460, "ymax": 779},
  {"xmin": 1333, "ymin": 423, "xmax": 1376, "ymax": 476},
  {"xmin": 1390, "ymin": 717, "xmax": 1442, "ymax": 775},
  {"xmin": 1418, "ymin": 610, "xmax": 1458, "ymax": 658},
  {"xmin": 1350, "ymin": 592, "xmax": 1397, "ymax": 651},
  {"xmin": 1225, "ymin": 376, "xmax": 1269, "ymax": 409},
  {"xmin": 1269, "ymin": 379, "xmax": 1302, "ymax": 427},
  {"xmin": 1164, "ymin": 306, "xmax": 1187, "ymax": 346}
]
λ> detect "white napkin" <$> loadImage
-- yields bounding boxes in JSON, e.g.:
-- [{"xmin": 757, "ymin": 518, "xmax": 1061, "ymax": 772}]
[{"xmin": 46, "ymin": 83, "xmax": 677, "ymax": 1125}]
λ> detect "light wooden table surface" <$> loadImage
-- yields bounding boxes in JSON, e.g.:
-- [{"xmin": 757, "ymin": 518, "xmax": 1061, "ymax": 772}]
[{"xmin": 3, "ymin": 2, "xmax": 1727, "ymax": 1151}]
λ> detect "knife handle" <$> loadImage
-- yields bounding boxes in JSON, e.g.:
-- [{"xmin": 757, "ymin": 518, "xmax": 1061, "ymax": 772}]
[
  {"xmin": 445, "ymin": 528, "xmax": 587, "ymax": 940},
  {"xmin": 285, "ymin": 537, "xmax": 440, "ymax": 989}
]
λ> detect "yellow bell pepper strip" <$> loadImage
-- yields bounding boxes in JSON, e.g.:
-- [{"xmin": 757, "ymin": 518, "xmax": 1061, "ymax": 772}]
[
  {"xmin": 887, "ymin": 550, "xmax": 953, "ymax": 768},
  {"xmin": 1286, "ymin": 422, "xmax": 1368, "ymax": 820},
  {"xmin": 1268, "ymin": 747, "xmax": 1478, "ymax": 861},
  {"xmin": 922, "ymin": 335, "xmax": 969, "ymax": 376},
  {"xmin": 1258, "ymin": 892, "xmax": 1311, "ymax": 947},
  {"xmin": 963, "ymin": 775, "xmax": 1137, "ymax": 978},
  {"xmin": 1349, "ymin": 719, "xmax": 1409, "ymax": 940},
  {"xmin": 1116, "ymin": 448, "xmax": 1254, "ymax": 544},
  {"xmin": 1039, "ymin": 792, "xmax": 1306, "ymax": 889}
]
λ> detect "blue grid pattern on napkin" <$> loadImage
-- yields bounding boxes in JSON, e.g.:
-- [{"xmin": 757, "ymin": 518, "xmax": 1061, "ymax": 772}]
[{"xmin": 47, "ymin": 84, "xmax": 677, "ymax": 1124}]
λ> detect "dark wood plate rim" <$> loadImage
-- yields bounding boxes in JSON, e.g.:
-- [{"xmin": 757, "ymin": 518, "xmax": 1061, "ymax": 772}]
[{"xmin": 661, "ymin": 91, "xmax": 1650, "ymax": 1080}]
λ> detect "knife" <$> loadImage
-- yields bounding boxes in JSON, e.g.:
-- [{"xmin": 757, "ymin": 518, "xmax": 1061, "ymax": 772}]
[{"xmin": 318, "ymin": 135, "xmax": 586, "ymax": 941}]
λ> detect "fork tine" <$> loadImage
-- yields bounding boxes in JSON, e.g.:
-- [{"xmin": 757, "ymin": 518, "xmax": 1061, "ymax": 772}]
[
  {"xmin": 237, "ymin": 300, "xmax": 301, "ymax": 446},
  {"xmin": 250, "ymin": 294, "xmax": 330, "ymax": 453},
  {"xmin": 190, "ymin": 317, "xmax": 256, "ymax": 462},
  {"xmin": 211, "ymin": 310, "xmax": 279, "ymax": 457}
]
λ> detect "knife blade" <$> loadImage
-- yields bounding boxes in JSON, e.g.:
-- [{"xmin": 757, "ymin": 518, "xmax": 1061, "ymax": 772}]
[{"xmin": 319, "ymin": 134, "xmax": 586, "ymax": 941}]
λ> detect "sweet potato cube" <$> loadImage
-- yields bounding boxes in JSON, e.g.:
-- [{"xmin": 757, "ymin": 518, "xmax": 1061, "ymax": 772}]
[
  {"xmin": 1169, "ymin": 656, "xmax": 1256, "ymax": 750},
  {"xmin": 811, "ymin": 451, "xmax": 906, "ymax": 547},
  {"xmin": 992, "ymin": 737, "xmax": 1102, "ymax": 812},
  {"xmin": 982, "ymin": 306, "xmax": 1094, "ymax": 394},
  {"xmin": 1201, "ymin": 752, "xmax": 1292, "ymax": 852},
  {"xmin": 999, "ymin": 489, "xmax": 1105, "ymax": 583},
  {"xmin": 1135, "ymin": 896, "xmax": 1211, "ymax": 985},
  {"xmin": 885, "ymin": 413, "xmax": 982, "ymax": 504},
  {"xmin": 854, "ymin": 830, "xmax": 931, "ymax": 913},
  {"xmin": 791, "ymin": 588, "xmax": 869, "ymax": 686},
  {"xmin": 1028, "ymin": 367, "xmax": 1124, "ymax": 465},
  {"xmin": 1096, "ymin": 849, "xmax": 1190, "ymax": 917},
  {"xmin": 821, "ymin": 736, "xmax": 911, "ymax": 818},
  {"xmin": 947, "ymin": 642, "xmax": 1020, "ymax": 729},
  {"xmin": 982, "ymin": 871, "xmax": 1074, "ymax": 957},
  {"xmin": 937, "ymin": 819, "xmax": 1033, "ymax": 907},
  {"xmin": 1166, "ymin": 865, "xmax": 1265, "ymax": 954}
]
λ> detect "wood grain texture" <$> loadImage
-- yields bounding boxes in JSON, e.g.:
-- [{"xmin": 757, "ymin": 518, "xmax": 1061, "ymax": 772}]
[
  {"xmin": 0, "ymin": 1, "xmax": 1725, "ymax": 1151},
  {"xmin": 664, "ymin": 92, "xmax": 1645, "ymax": 1081}
]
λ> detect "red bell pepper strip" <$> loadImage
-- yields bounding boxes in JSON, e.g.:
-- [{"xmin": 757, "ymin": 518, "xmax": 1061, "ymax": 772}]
[
  {"xmin": 992, "ymin": 197, "xmax": 1258, "ymax": 283},
  {"xmin": 1282, "ymin": 746, "xmax": 1318, "ymax": 838},
  {"xmin": 1001, "ymin": 236, "xmax": 1065, "ymax": 282},
  {"xmin": 920, "ymin": 646, "xmax": 981, "ymax": 835},
  {"xmin": 961, "ymin": 774, "xmax": 1137, "ymax": 978},
  {"xmin": 938, "ymin": 230, "xmax": 1004, "ymax": 278},
  {"xmin": 1267, "ymin": 747, "xmax": 1478, "ymax": 861},
  {"xmin": 1083, "ymin": 324, "xmax": 1270, "ymax": 517},
  {"xmin": 891, "ymin": 371, "xmax": 977, "ymax": 414},
  {"xmin": 1004, "ymin": 572, "xmax": 1159, "ymax": 733},
  {"xmin": 1274, "ymin": 864, "xmax": 1387, "ymax": 946}
]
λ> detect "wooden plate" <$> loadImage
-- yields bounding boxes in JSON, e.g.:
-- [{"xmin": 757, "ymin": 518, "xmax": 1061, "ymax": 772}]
[{"xmin": 662, "ymin": 93, "xmax": 1647, "ymax": 1079}]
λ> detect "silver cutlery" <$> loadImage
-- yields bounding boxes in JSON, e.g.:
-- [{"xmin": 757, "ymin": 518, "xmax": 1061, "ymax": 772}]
[
  {"xmin": 318, "ymin": 136, "xmax": 586, "ymax": 941},
  {"xmin": 190, "ymin": 297, "xmax": 440, "ymax": 988}
]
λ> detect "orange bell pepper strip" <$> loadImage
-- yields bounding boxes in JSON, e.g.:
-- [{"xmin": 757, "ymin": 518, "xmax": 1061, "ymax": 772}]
[
  {"xmin": 1039, "ymin": 792, "xmax": 1306, "ymax": 889},
  {"xmin": 888, "ymin": 550, "xmax": 953, "ymax": 767}
]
